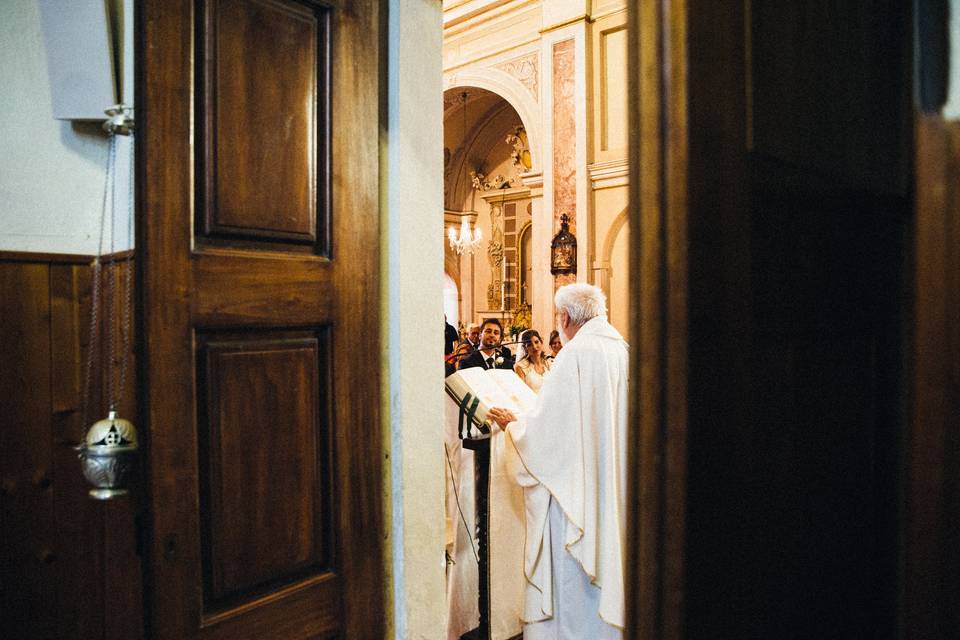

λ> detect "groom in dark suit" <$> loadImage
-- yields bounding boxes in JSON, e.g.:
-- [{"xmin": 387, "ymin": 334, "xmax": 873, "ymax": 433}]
[{"xmin": 459, "ymin": 318, "xmax": 515, "ymax": 371}]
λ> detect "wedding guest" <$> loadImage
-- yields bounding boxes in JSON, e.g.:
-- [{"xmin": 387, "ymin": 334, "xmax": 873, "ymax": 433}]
[
  {"xmin": 453, "ymin": 322, "xmax": 482, "ymax": 370},
  {"xmin": 514, "ymin": 329, "xmax": 551, "ymax": 393},
  {"xmin": 459, "ymin": 319, "xmax": 515, "ymax": 370},
  {"xmin": 547, "ymin": 329, "xmax": 563, "ymax": 360},
  {"xmin": 444, "ymin": 315, "xmax": 459, "ymax": 376}
]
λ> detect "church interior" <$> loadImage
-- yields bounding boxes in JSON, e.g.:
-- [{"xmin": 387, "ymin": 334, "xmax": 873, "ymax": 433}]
[
  {"xmin": 440, "ymin": 0, "xmax": 630, "ymax": 342},
  {"xmin": 2, "ymin": 1, "xmax": 960, "ymax": 639}
]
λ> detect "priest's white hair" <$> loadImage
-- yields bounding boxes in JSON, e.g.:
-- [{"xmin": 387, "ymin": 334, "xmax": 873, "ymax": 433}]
[{"xmin": 554, "ymin": 283, "xmax": 607, "ymax": 326}]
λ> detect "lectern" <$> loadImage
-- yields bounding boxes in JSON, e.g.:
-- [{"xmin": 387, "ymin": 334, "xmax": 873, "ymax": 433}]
[
  {"xmin": 445, "ymin": 369, "xmax": 530, "ymax": 640},
  {"xmin": 460, "ymin": 436, "xmax": 492, "ymax": 640},
  {"xmin": 451, "ymin": 388, "xmax": 493, "ymax": 640}
]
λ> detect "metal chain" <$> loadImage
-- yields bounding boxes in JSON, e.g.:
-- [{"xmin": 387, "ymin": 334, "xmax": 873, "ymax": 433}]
[
  {"xmin": 81, "ymin": 261, "xmax": 103, "ymax": 432},
  {"xmin": 105, "ymin": 134, "xmax": 117, "ymax": 412},
  {"xmin": 82, "ymin": 133, "xmax": 117, "ymax": 429},
  {"xmin": 116, "ymin": 133, "xmax": 135, "ymax": 413}
]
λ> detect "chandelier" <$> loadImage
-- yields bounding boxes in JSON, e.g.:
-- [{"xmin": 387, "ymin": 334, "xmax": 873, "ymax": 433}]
[
  {"xmin": 447, "ymin": 91, "xmax": 483, "ymax": 255},
  {"xmin": 448, "ymin": 215, "xmax": 483, "ymax": 254}
]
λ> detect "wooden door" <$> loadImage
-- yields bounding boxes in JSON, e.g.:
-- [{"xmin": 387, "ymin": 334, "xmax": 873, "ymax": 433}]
[
  {"xmin": 628, "ymin": 2, "xmax": 909, "ymax": 638},
  {"xmin": 904, "ymin": 2, "xmax": 960, "ymax": 635},
  {"xmin": 139, "ymin": 1, "xmax": 383, "ymax": 638}
]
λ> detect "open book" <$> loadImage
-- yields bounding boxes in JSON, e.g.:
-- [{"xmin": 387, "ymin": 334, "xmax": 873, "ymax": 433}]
[{"xmin": 445, "ymin": 368, "xmax": 538, "ymax": 439}]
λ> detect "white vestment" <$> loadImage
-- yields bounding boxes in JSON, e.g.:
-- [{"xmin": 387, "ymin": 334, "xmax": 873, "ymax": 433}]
[{"xmin": 504, "ymin": 316, "xmax": 629, "ymax": 636}]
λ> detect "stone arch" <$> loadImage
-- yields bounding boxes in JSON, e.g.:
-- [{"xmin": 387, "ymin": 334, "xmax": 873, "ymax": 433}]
[
  {"xmin": 442, "ymin": 271, "xmax": 461, "ymax": 329},
  {"xmin": 601, "ymin": 208, "xmax": 629, "ymax": 266},
  {"xmin": 445, "ymin": 98, "xmax": 519, "ymax": 210},
  {"xmin": 444, "ymin": 250, "xmax": 461, "ymax": 294},
  {"xmin": 517, "ymin": 220, "xmax": 533, "ymax": 305},
  {"xmin": 444, "ymin": 68, "xmax": 541, "ymax": 172},
  {"xmin": 598, "ymin": 208, "xmax": 629, "ymax": 323}
]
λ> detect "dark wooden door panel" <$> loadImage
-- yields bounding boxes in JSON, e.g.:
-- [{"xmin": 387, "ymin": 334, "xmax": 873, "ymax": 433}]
[
  {"xmin": 192, "ymin": 252, "xmax": 334, "ymax": 326},
  {"xmin": 201, "ymin": 0, "xmax": 329, "ymax": 248},
  {"xmin": 627, "ymin": 2, "xmax": 908, "ymax": 638},
  {"xmin": 141, "ymin": 0, "xmax": 381, "ymax": 637},
  {"xmin": 198, "ymin": 576, "xmax": 340, "ymax": 640},
  {"xmin": 198, "ymin": 332, "xmax": 332, "ymax": 607}
]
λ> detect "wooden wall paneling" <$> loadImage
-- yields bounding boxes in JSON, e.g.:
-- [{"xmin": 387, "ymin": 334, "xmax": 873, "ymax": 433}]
[
  {"xmin": 749, "ymin": 0, "xmax": 909, "ymax": 197},
  {"xmin": 740, "ymin": 4, "xmax": 907, "ymax": 636},
  {"xmin": 685, "ymin": 1, "xmax": 906, "ymax": 637},
  {"xmin": 101, "ymin": 497, "xmax": 145, "ymax": 640},
  {"xmin": 101, "ymin": 257, "xmax": 139, "ymax": 423},
  {"xmin": 49, "ymin": 262, "xmax": 102, "ymax": 640},
  {"xmin": 50, "ymin": 265, "xmax": 82, "ymax": 417},
  {"xmin": 98, "ymin": 256, "xmax": 144, "ymax": 640},
  {"xmin": 0, "ymin": 261, "xmax": 57, "ymax": 639},
  {"xmin": 0, "ymin": 254, "xmax": 143, "ymax": 640},
  {"xmin": 0, "ymin": 251, "xmax": 96, "ymax": 264}
]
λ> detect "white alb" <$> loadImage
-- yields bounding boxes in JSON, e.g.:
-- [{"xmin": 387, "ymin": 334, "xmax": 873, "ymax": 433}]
[{"xmin": 504, "ymin": 315, "xmax": 629, "ymax": 635}]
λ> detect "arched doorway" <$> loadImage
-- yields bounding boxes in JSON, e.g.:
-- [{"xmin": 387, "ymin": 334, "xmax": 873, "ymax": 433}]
[
  {"xmin": 443, "ymin": 86, "xmax": 536, "ymax": 334},
  {"xmin": 443, "ymin": 271, "xmax": 459, "ymax": 328}
]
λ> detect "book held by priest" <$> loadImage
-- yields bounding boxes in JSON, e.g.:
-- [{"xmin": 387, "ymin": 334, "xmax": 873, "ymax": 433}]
[{"xmin": 445, "ymin": 368, "xmax": 537, "ymax": 439}]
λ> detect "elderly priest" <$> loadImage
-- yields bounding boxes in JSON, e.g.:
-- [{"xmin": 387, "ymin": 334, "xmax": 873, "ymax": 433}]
[{"xmin": 489, "ymin": 283, "xmax": 628, "ymax": 639}]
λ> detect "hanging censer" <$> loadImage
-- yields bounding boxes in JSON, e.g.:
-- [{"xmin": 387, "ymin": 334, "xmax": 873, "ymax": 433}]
[{"xmin": 77, "ymin": 104, "xmax": 138, "ymax": 500}]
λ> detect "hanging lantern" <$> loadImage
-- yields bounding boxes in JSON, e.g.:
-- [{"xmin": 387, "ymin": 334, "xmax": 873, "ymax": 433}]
[
  {"xmin": 77, "ymin": 104, "xmax": 138, "ymax": 500},
  {"xmin": 550, "ymin": 213, "xmax": 577, "ymax": 276},
  {"xmin": 77, "ymin": 411, "xmax": 138, "ymax": 500}
]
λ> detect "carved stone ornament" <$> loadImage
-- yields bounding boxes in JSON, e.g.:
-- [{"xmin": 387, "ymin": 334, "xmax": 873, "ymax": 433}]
[
  {"xmin": 471, "ymin": 169, "xmax": 511, "ymax": 191},
  {"xmin": 506, "ymin": 126, "xmax": 532, "ymax": 173},
  {"xmin": 488, "ymin": 239, "xmax": 504, "ymax": 268},
  {"xmin": 487, "ymin": 280, "xmax": 502, "ymax": 309},
  {"xmin": 496, "ymin": 53, "xmax": 539, "ymax": 100}
]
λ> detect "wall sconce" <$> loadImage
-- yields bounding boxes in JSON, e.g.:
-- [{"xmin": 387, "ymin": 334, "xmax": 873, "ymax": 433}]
[{"xmin": 550, "ymin": 213, "xmax": 577, "ymax": 276}]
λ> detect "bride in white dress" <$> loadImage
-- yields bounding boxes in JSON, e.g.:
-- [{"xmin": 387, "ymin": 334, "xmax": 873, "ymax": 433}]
[{"xmin": 514, "ymin": 329, "xmax": 552, "ymax": 393}]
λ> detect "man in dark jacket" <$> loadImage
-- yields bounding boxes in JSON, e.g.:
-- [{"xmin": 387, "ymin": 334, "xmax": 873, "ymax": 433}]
[
  {"xmin": 445, "ymin": 315, "xmax": 459, "ymax": 357},
  {"xmin": 458, "ymin": 318, "xmax": 515, "ymax": 371}
]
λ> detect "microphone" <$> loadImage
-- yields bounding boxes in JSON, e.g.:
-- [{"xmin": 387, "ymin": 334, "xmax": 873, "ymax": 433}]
[{"xmin": 446, "ymin": 340, "xmax": 522, "ymax": 363}]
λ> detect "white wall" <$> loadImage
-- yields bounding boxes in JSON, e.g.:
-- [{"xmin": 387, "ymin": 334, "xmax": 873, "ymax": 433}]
[
  {"xmin": 0, "ymin": 0, "xmax": 134, "ymax": 255},
  {"xmin": 946, "ymin": 0, "xmax": 960, "ymax": 120},
  {"xmin": 384, "ymin": 1, "xmax": 447, "ymax": 638},
  {"xmin": 444, "ymin": 273, "xmax": 460, "ymax": 327}
]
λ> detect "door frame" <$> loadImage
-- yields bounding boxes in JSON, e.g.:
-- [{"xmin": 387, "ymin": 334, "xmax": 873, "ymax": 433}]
[
  {"xmin": 625, "ymin": 3, "xmax": 931, "ymax": 639},
  {"xmin": 625, "ymin": 2, "xmax": 690, "ymax": 638}
]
